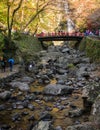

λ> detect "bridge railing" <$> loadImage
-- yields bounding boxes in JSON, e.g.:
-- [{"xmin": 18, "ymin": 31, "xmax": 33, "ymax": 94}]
[{"xmin": 36, "ymin": 32, "xmax": 84, "ymax": 37}]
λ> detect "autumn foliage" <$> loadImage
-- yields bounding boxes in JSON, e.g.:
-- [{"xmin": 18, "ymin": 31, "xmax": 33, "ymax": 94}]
[{"xmin": 68, "ymin": 0, "xmax": 100, "ymax": 30}]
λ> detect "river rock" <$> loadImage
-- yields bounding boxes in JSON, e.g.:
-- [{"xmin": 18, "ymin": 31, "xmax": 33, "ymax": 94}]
[
  {"xmin": 76, "ymin": 66, "xmax": 90, "ymax": 78},
  {"xmin": 19, "ymin": 76, "xmax": 35, "ymax": 84},
  {"xmin": 12, "ymin": 113, "xmax": 21, "ymax": 121},
  {"xmin": 55, "ymin": 126, "xmax": 63, "ymax": 130},
  {"xmin": 0, "ymin": 104, "xmax": 6, "ymax": 111},
  {"xmin": 32, "ymin": 121, "xmax": 51, "ymax": 130},
  {"xmin": 62, "ymin": 48, "xmax": 70, "ymax": 53},
  {"xmin": 28, "ymin": 104, "xmax": 35, "ymax": 110},
  {"xmin": 0, "ymin": 124, "xmax": 11, "ymax": 130},
  {"xmin": 68, "ymin": 108, "xmax": 83, "ymax": 117},
  {"xmin": 9, "ymin": 81, "xmax": 30, "ymax": 91},
  {"xmin": 39, "ymin": 111, "xmax": 53, "ymax": 121},
  {"xmin": 0, "ymin": 91, "xmax": 11, "ymax": 100},
  {"xmin": 66, "ymin": 123, "xmax": 95, "ymax": 130},
  {"xmin": 43, "ymin": 84, "xmax": 74, "ymax": 95}
]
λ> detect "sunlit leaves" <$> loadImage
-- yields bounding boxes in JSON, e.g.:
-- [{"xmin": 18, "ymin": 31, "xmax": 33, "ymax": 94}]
[
  {"xmin": 68, "ymin": 0, "xmax": 100, "ymax": 30},
  {"xmin": 0, "ymin": 0, "xmax": 100, "ymax": 34}
]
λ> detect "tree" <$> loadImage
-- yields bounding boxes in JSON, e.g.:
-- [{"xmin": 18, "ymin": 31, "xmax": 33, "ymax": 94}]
[
  {"xmin": 20, "ymin": 0, "xmax": 59, "ymax": 33},
  {"xmin": 87, "ymin": 8, "xmax": 100, "ymax": 30},
  {"xmin": 68, "ymin": 0, "xmax": 100, "ymax": 31},
  {"xmin": 0, "ymin": 0, "xmax": 60, "ymax": 37},
  {"xmin": 7, "ymin": 0, "xmax": 23, "ymax": 42},
  {"xmin": 1, "ymin": 0, "xmax": 100, "ymax": 35}
]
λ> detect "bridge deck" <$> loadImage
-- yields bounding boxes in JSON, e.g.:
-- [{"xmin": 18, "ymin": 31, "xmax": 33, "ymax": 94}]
[{"xmin": 38, "ymin": 35, "xmax": 83, "ymax": 41}]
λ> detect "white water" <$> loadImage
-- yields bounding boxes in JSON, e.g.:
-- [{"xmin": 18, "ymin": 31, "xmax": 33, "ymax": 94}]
[{"xmin": 64, "ymin": 0, "xmax": 75, "ymax": 32}]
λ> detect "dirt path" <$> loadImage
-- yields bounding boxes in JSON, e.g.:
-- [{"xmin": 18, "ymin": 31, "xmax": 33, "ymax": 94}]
[{"xmin": 0, "ymin": 64, "xmax": 20, "ymax": 78}]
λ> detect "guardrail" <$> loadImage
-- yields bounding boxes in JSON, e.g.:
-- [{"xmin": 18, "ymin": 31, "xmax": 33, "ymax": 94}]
[{"xmin": 36, "ymin": 32, "xmax": 84, "ymax": 37}]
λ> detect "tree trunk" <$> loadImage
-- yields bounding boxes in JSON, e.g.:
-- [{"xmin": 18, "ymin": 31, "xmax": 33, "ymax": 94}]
[{"xmin": 7, "ymin": 0, "xmax": 23, "ymax": 43}]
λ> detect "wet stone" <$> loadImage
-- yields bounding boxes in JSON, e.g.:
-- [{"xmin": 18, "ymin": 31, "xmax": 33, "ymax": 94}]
[
  {"xmin": 65, "ymin": 81, "xmax": 72, "ymax": 85},
  {"xmin": 21, "ymin": 111, "xmax": 29, "ymax": 116},
  {"xmin": 25, "ymin": 93, "xmax": 36, "ymax": 100},
  {"xmin": 28, "ymin": 104, "xmax": 35, "ymax": 111},
  {"xmin": 7, "ymin": 107, "xmax": 13, "ymax": 111},
  {"xmin": 44, "ymin": 79, "xmax": 50, "ymax": 84},
  {"xmin": 17, "ymin": 104, "xmax": 24, "ymax": 109},
  {"xmin": 12, "ymin": 103, "xmax": 17, "ymax": 109},
  {"xmin": 39, "ymin": 112, "xmax": 53, "ymax": 121},
  {"xmin": 28, "ymin": 115, "xmax": 35, "ymax": 121},
  {"xmin": 22, "ymin": 100, "xmax": 29, "ymax": 108},
  {"xmin": 43, "ymin": 96, "xmax": 55, "ymax": 102},
  {"xmin": 31, "ymin": 120, "xmax": 51, "ymax": 130},
  {"xmin": 0, "ymin": 104, "xmax": 6, "ymax": 111},
  {"xmin": 55, "ymin": 126, "xmax": 63, "ymax": 130},
  {"xmin": 0, "ymin": 91, "xmax": 11, "ymax": 100},
  {"xmin": 66, "ymin": 123, "xmax": 95, "ymax": 130},
  {"xmin": 45, "ymin": 106, "xmax": 53, "ymax": 111},
  {"xmin": 43, "ymin": 84, "xmax": 74, "ymax": 95},
  {"xmin": 77, "ymin": 82, "xmax": 84, "ymax": 87},
  {"xmin": 38, "ymin": 79, "xmax": 43, "ymax": 84},
  {"xmin": 73, "ymin": 120, "xmax": 81, "ymax": 125},
  {"xmin": 9, "ymin": 96, "xmax": 18, "ymax": 102},
  {"xmin": 57, "ymin": 105, "xmax": 66, "ymax": 110},
  {"xmin": 12, "ymin": 113, "xmax": 21, "ymax": 122},
  {"xmin": 0, "ymin": 124, "xmax": 11, "ymax": 130},
  {"xmin": 68, "ymin": 108, "xmax": 83, "ymax": 118},
  {"xmin": 69, "ymin": 103, "xmax": 77, "ymax": 109},
  {"xmin": 57, "ymin": 79, "xmax": 65, "ymax": 85}
]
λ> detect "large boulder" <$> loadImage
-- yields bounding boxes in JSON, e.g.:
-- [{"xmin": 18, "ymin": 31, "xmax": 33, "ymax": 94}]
[
  {"xmin": 32, "ymin": 121, "xmax": 51, "ymax": 130},
  {"xmin": 43, "ymin": 84, "xmax": 74, "ymax": 95},
  {"xmin": 66, "ymin": 123, "xmax": 95, "ymax": 130},
  {"xmin": 14, "ymin": 76, "xmax": 35, "ymax": 84},
  {"xmin": 9, "ymin": 81, "xmax": 30, "ymax": 92},
  {"xmin": 82, "ymin": 83, "xmax": 100, "ymax": 111},
  {"xmin": 20, "ymin": 76, "xmax": 35, "ymax": 84}
]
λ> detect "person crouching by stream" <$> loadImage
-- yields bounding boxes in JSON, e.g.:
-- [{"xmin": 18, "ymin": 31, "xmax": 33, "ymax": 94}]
[
  {"xmin": 0, "ymin": 57, "xmax": 6, "ymax": 72},
  {"xmin": 8, "ymin": 57, "xmax": 14, "ymax": 72}
]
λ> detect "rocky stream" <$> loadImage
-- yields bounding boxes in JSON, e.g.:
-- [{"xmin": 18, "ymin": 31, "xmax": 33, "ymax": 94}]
[{"xmin": 0, "ymin": 44, "xmax": 100, "ymax": 130}]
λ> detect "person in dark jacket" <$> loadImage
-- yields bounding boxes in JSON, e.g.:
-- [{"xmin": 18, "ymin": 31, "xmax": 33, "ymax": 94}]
[{"xmin": 0, "ymin": 57, "xmax": 6, "ymax": 72}]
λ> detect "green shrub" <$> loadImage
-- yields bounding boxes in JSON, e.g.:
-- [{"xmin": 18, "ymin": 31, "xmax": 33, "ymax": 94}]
[
  {"xmin": 0, "ymin": 33, "xmax": 4, "ymax": 56},
  {"xmin": 67, "ymin": 63, "xmax": 75, "ymax": 69},
  {"xmin": 14, "ymin": 34, "xmax": 43, "ymax": 63},
  {"xmin": 79, "ymin": 36, "xmax": 100, "ymax": 62}
]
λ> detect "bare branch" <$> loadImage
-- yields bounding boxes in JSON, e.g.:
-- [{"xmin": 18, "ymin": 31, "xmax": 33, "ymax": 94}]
[
  {"xmin": 7, "ymin": 0, "xmax": 23, "ymax": 41},
  {"xmin": 22, "ymin": 0, "xmax": 53, "ymax": 30},
  {"xmin": 10, "ymin": 0, "xmax": 23, "ymax": 30}
]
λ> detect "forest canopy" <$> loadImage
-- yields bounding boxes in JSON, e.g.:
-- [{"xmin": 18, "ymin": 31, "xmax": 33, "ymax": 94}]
[{"xmin": 0, "ymin": 0, "xmax": 100, "ymax": 36}]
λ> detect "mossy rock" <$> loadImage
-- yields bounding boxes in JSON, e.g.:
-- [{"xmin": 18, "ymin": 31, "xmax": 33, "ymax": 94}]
[
  {"xmin": 13, "ymin": 34, "xmax": 43, "ymax": 63},
  {"xmin": 79, "ymin": 36, "xmax": 100, "ymax": 62}
]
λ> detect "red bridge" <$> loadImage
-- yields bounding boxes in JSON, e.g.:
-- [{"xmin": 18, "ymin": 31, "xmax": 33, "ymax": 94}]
[{"xmin": 36, "ymin": 32, "xmax": 84, "ymax": 42}]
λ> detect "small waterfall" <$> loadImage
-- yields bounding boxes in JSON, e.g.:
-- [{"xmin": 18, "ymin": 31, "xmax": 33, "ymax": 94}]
[
  {"xmin": 56, "ymin": 0, "xmax": 75, "ymax": 33},
  {"xmin": 67, "ymin": 18, "xmax": 75, "ymax": 33},
  {"xmin": 63, "ymin": 0, "xmax": 75, "ymax": 33}
]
